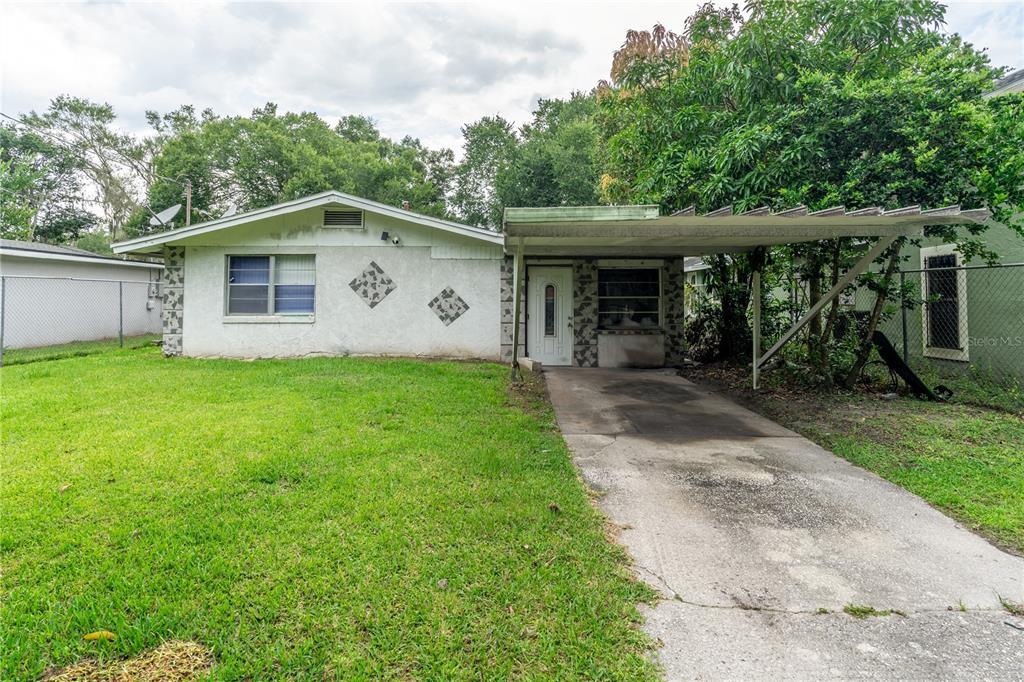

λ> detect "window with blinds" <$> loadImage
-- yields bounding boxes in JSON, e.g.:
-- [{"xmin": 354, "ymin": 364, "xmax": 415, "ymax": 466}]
[{"xmin": 227, "ymin": 255, "xmax": 315, "ymax": 315}]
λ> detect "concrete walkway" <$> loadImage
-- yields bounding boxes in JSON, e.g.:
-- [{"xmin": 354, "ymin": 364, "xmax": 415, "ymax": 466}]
[{"xmin": 545, "ymin": 368, "xmax": 1024, "ymax": 681}]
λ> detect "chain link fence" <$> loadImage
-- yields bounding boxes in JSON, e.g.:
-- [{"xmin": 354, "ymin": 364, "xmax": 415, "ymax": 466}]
[
  {"xmin": 0, "ymin": 276, "xmax": 162, "ymax": 366},
  {"xmin": 877, "ymin": 262, "xmax": 1024, "ymax": 384}
]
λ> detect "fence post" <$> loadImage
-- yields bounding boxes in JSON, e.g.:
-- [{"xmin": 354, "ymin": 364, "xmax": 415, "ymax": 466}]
[
  {"xmin": 0, "ymin": 276, "xmax": 5, "ymax": 367},
  {"xmin": 899, "ymin": 270, "xmax": 909, "ymax": 364},
  {"xmin": 118, "ymin": 281, "xmax": 124, "ymax": 348}
]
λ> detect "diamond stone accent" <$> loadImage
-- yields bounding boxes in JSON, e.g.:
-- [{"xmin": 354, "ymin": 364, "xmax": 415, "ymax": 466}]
[
  {"xmin": 428, "ymin": 287, "xmax": 470, "ymax": 326},
  {"xmin": 349, "ymin": 261, "xmax": 396, "ymax": 308}
]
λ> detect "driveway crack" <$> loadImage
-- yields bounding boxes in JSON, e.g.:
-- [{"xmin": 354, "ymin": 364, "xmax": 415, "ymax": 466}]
[{"xmin": 632, "ymin": 562, "xmax": 1013, "ymax": 617}]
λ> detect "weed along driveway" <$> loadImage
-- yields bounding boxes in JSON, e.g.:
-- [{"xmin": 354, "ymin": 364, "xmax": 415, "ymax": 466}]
[{"xmin": 546, "ymin": 368, "xmax": 1024, "ymax": 680}]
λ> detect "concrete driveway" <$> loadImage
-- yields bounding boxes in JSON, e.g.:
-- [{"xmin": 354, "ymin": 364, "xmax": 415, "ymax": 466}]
[{"xmin": 546, "ymin": 368, "xmax": 1024, "ymax": 680}]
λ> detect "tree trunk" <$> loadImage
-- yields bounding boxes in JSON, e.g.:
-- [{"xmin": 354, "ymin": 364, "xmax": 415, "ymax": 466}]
[
  {"xmin": 842, "ymin": 243, "xmax": 902, "ymax": 388},
  {"xmin": 821, "ymin": 242, "xmax": 842, "ymax": 340},
  {"xmin": 820, "ymin": 241, "xmax": 844, "ymax": 375},
  {"xmin": 806, "ymin": 262, "xmax": 822, "ymax": 367},
  {"xmin": 710, "ymin": 250, "xmax": 767, "ymax": 362}
]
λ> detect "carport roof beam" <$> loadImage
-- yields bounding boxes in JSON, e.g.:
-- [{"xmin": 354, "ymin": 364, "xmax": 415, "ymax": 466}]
[{"xmin": 502, "ymin": 204, "xmax": 990, "ymax": 256}]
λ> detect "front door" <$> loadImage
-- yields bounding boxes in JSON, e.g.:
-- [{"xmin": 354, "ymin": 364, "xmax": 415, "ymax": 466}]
[{"xmin": 527, "ymin": 267, "xmax": 572, "ymax": 366}]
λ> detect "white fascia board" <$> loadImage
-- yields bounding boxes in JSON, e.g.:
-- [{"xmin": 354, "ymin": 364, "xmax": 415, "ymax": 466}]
[
  {"xmin": 504, "ymin": 205, "xmax": 661, "ymax": 223},
  {"xmin": 112, "ymin": 190, "xmax": 503, "ymax": 254},
  {"xmin": 0, "ymin": 248, "xmax": 163, "ymax": 269}
]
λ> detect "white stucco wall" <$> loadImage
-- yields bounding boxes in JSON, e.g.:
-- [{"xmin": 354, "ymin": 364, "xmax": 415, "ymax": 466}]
[
  {"xmin": 177, "ymin": 207, "xmax": 503, "ymax": 360},
  {"xmin": 0, "ymin": 254, "xmax": 162, "ymax": 349}
]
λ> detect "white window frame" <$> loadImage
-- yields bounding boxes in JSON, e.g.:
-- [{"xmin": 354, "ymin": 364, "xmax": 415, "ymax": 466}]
[
  {"xmin": 920, "ymin": 244, "xmax": 969, "ymax": 361},
  {"xmin": 224, "ymin": 254, "xmax": 316, "ymax": 317}
]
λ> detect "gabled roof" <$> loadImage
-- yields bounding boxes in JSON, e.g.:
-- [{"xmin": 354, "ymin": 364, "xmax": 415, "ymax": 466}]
[
  {"xmin": 1, "ymin": 238, "xmax": 162, "ymax": 269},
  {"xmin": 2, "ymin": 238, "xmax": 100, "ymax": 257},
  {"xmin": 112, "ymin": 190, "xmax": 504, "ymax": 254}
]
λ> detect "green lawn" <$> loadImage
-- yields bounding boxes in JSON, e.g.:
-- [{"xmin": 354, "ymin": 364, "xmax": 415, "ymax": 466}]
[
  {"xmin": 1, "ymin": 348, "xmax": 658, "ymax": 680},
  {"xmin": 809, "ymin": 404, "xmax": 1024, "ymax": 553},
  {"xmin": 1, "ymin": 333, "xmax": 160, "ymax": 366}
]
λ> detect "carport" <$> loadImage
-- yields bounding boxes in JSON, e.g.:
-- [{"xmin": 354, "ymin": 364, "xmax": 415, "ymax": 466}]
[{"xmin": 502, "ymin": 204, "xmax": 990, "ymax": 386}]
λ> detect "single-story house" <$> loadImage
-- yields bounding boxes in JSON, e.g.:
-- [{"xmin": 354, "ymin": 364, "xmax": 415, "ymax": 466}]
[
  {"xmin": 113, "ymin": 192, "xmax": 508, "ymax": 361},
  {"xmin": 0, "ymin": 239, "xmax": 162, "ymax": 350},
  {"xmin": 111, "ymin": 192, "xmax": 987, "ymax": 374}
]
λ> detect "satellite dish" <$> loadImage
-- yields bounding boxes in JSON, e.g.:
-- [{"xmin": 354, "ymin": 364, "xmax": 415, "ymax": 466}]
[
  {"xmin": 221, "ymin": 202, "xmax": 238, "ymax": 218},
  {"xmin": 149, "ymin": 203, "xmax": 182, "ymax": 227}
]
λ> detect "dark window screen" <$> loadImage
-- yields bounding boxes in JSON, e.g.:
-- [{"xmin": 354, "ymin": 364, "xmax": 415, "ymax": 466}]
[{"xmin": 926, "ymin": 254, "xmax": 959, "ymax": 350}]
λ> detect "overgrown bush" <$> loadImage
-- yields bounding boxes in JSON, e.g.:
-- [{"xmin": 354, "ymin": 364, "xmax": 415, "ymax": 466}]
[{"xmin": 684, "ymin": 297, "xmax": 722, "ymax": 363}]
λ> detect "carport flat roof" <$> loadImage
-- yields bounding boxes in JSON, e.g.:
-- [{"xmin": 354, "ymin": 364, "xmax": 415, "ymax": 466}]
[{"xmin": 502, "ymin": 204, "xmax": 990, "ymax": 256}]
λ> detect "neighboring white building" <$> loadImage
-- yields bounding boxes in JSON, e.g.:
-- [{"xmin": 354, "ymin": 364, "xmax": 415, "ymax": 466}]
[
  {"xmin": 984, "ymin": 69, "xmax": 1024, "ymax": 98},
  {"xmin": 0, "ymin": 239, "xmax": 162, "ymax": 349}
]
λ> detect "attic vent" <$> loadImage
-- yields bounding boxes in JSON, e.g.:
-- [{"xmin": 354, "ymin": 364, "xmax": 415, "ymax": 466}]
[{"xmin": 323, "ymin": 209, "xmax": 363, "ymax": 227}]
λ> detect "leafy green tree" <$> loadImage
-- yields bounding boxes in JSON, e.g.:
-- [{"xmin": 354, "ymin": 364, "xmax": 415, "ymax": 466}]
[
  {"xmin": 496, "ymin": 94, "xmax": 602, "ymax": 213},
  {"xmin": 0, "ymin": 155, "xmax": 42, "ymax": 240},
  {"xmin": 20, "ymin": 96, "xmax": 149, "ymax": 240},
  {"xmin": 453, "ymin": 95, "xmax": 604, "ymax": 229},
  {"xmin": 134, "ymin": 104, "xmax": 455, "ymax": 235},
  {"xmin": 74, "ymin": 231, "xmax": 113, "ymax": 255},
  {"xmin": 0, "ymin": 123, "xmax": 96, "ymax": 242},
  {"xmin": 598, "ymin": 1, "xmax": 1024, "ymax": 385},
  {"xmin": 451, "ymin": 116, "xmax": 518, "ymax": 228}
]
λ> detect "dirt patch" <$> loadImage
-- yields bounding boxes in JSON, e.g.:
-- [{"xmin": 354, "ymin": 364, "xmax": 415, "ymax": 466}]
[
  {"xmin": 42, "ymin": 640, "xmax": 214, "ymax": 682},
  {"xmin": 506, "ymin": 370, "xmax": 556, "ymax": 426},
  {"xmin": 678, "ymin": 362, "xmax": 999, "ymax": 447}
]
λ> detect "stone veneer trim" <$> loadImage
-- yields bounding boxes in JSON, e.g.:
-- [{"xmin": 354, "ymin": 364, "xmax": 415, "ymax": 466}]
[
  {"xmin": 572, "ymin": 259, "xmax": 599, "ymax": 367},
  {"xmin": 663, "ymin": 257, "xmax": 686, "ymax": 366},
  {"xmin": 499, "ymin": 255, "xmax": 525, "ymax": 362},
  {"xmin": 161, "ymin": 245, "xmax": 185, "ymax": 356}
]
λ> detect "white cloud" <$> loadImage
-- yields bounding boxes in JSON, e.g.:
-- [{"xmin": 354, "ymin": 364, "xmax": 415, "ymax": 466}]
[
  {"xmin": 2, "ymin": 0, "xmax": 1021, "ymax": 155},
  {"xmin": 944, "ymin": 0, "xmax": 1024, "ymax": 72}
]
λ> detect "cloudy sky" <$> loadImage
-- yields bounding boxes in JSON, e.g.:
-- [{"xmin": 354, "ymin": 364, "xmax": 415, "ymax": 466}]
[{"xmin": 2, "ymin": 1, "xmax": 1022, "ymax": 154}]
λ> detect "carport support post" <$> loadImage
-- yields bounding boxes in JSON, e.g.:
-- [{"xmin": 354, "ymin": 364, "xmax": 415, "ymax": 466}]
[
  {"xmin": 752, "ymin": 269, "xmax": 761, "ymax": 390},
  {"xmin": 510, "ymin": 240, "xmax": 525, "ymax": 382}
]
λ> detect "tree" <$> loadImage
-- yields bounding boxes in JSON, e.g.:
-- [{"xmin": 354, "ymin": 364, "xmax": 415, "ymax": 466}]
[
  {"xmin": 74, "ymin": 231, "xmax": 113, "ymax": 255},
  {"xmin": 451, "ymin": 116, "xmax": 518, "ymax": 228},
  {"xmin": 453, "ymin": 95, "xmax": 604, "ymax": 229},
  {"xmin": 20, "ymin": 96, "xmax": 149, "ymax": 240},
  {"xmin": 133, "ymin": 104, "xmax": 455, "ymax": 235},
  {"xmin": 496, "ymin": 94, "xmax": 603, "ymax": 213},
  {"xmin": 0, "ymin": 154, "xmax": 42, "ymax": 241},
  {"xmin": 598, "ymin": 0, "xmax": 1024, "ymax": 384},
  {"xmin": 0, "ymin": 123, "xmax": 97, "ymax": 242}
]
